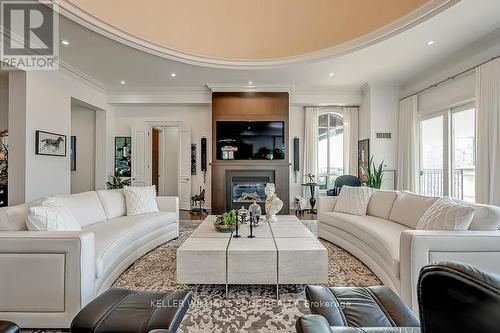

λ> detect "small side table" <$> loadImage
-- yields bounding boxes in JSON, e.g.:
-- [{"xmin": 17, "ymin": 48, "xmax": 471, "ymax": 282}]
[{"xmin": 301, "ymin": 183, "xmax": 319, "ymax": 214}]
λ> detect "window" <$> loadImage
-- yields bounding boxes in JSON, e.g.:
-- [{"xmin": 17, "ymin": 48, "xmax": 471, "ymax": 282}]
[
  {"xmin": 318, "ymin": 112, "xmax": 344, "ymax": 189},
  {"xmin": 419, "ymin": 102, "xmax": 476, "ymax": 202}
]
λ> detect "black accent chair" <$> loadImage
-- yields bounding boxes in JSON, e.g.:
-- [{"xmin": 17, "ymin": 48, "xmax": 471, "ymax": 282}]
[
  {"xmin": 326, "ymin": 175, "xmax": 361, "ymax": 196},
  {"xmin": 297, "ymin": 262, "xmax": 500, "ymax": 333}
]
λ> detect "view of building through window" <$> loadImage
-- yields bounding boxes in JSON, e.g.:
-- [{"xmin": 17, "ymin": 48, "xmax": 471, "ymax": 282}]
[{"xmin": 318, "ymin": 112, "xmax": 344, "ymax": 189}]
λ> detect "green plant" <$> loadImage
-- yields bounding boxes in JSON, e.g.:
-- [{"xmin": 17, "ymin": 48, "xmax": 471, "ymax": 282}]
[
  {"xmin": 360, "ymin": 156, "xmax": 384, "ymax": 189},
  {"xmin": 106, "ymin": 172, "xmax": 131, "ymax": 189},
  {"xmin": 217, "ymin": 209, "xmax": 238, "ymax": 226}
]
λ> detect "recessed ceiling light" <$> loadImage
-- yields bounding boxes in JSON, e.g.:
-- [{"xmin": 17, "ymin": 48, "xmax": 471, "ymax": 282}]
[
  {"xmin": 426, "ymin": 40, "xmax": 435, "ymax": 46},
  {"xmin": 170, "ymin": 73, "xmax": 176, "ymax": 77},
  {"xmin": 120, "ymin": 80, "xmax": 126, "ymax": 85},
  {"xmin": 61, "ymin": 40, "xmax": 69, "ymax": 46},
  {"xmin": 248, "ymin": 81, "xmax": 253, "ymax": 85},
  {"xmin": 329, "ymin": 72, "xmax": 335, "ymax": 77}
]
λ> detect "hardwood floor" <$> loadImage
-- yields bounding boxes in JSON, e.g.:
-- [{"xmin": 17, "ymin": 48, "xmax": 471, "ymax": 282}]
[{"xmin": 180, "ymin": 210, "xmax": 317, "ymax": 221}]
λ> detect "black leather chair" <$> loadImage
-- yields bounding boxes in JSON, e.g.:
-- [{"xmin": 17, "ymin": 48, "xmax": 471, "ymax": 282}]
[
  {"xmin": 326, "ymin": 175, "xmax": 361, "ymax": 196},
  {"xmin": 297, "ymin": 262, "xmax": 500, "ymax": 333}
]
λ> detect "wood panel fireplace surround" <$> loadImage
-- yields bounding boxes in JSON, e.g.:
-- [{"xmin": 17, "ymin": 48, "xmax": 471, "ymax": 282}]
[{"xmin": 211, "ymin": 92, "xmax": 290, "ymax": 214}]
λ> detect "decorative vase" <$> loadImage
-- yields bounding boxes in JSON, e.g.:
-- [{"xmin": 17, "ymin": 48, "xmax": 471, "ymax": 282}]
[{"xmin": 264, "ymin": 183, "xmax": 283, "ymax": 222}]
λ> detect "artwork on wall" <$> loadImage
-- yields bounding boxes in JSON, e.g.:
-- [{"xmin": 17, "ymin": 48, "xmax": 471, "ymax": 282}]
[
  {"xmin": 358, "ymin": 139, "xmax": 370, "ymax": 182},
  {"xmin": 191, "ymin": 143, "xmax": 197, "ymax": 175},
  {"xmin": 70, "ymin": 136, "xmax": 76, "ymax": 171},
  {"xmin": 35, "ymin": 130, "xmax": 67, "ymax": 157},
  {"xmin": 115, "ymin": 137, "xmax": 131, "ymax": 177}
]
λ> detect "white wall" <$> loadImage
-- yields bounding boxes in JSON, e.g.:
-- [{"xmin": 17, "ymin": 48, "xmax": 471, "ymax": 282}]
[
  {"xmin": 113, "ymin": 104, "xmax": 212, "ymax": 207},
  {"xmin": 289, "ymin": 105, "xmax": 305, "ymax": 205},
  {"xmin": 71, "ymin": 104, "xmax": 96, "ymax": 193},
  {"xmin": 9, "ymin": 70, "xmax": 108, "ymax": 203}
]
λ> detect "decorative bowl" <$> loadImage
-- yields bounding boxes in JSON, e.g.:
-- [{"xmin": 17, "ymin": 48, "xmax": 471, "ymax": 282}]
[{"xmin": 213, "ymin": 223, "xmax": 236, "ymax": 233}]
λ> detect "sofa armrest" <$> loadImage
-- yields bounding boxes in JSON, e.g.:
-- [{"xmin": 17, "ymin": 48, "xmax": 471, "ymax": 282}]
[
  {"xmin": 156, "ymin": 196, "xmax": 179, "ymax": 235},
  {"xmin": 0, "ymin": 231, "xmax": 95, "ymax": 328},
  {"xmin": 296, "ymin": 315, "xmax": 332, "ymax": 333},
  {"xmin": 400, "ymin": 229, "xmax": 500, "ymax": 313},
  {"xmin": 318, "ymin": 196, "xmax": 337, "ymax": 213}
]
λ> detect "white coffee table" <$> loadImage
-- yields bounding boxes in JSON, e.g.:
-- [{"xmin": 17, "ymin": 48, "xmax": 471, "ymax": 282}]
[{"xmin": 176, "ymin": 215, "xmax": 328, "ymax": 298}]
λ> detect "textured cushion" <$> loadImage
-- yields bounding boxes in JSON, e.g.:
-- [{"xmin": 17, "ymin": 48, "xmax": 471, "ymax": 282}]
[
  {"xmin": 334, "ymin": 186, "xmax": 374, "ymax": 216},
  {"xmin": 97, "ymin": 189, "xmax": 126, "ymax": 220},
  {"xmin": 123, "ymin": 186, "xmax": 159, "ymax": 216},
  {"xmin": 320, "ymin": 211, "xmax": 410, "ymax": 277},
  {"xmin": 58, "ymin": 191, "xmax": 107, "ymax": 227},
  {"xmin": 85, "ymin": 211, "xmax": 176, "ymax": 278},
  {"xmin": 448, "ymin": 198, "xmax": 500, "ymax": 231},
  {"xmin": 417, "ymin": 198, "xmax": 474, "ymax": 231},
  {"xmin": 389, "ymin": 191, "xmax": 438, "ymax": 229},
  {"xmin": 367, "ymin": 190, "xmax": 398, "ymax": 219},
  {"xmin": 26, "ymin": 198, "xmax": 81, "ymax": 231}
]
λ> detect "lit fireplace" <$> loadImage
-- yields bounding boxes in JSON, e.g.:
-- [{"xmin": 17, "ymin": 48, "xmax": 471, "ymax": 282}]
[{"xmin": 225, "ymin": 170, "xmax": 275, "ymax": 211}]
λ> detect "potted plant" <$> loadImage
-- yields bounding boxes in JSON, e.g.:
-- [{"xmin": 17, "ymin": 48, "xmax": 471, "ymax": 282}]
[
  {"xmin": 360, "ymin": 156, "xmax": 384, "ymax": 189},
  {"xmin": 106, "ymin": 172, "xmax": 131, "ymax": 189},
  {"xmin": 213, "ymin": 209, "xmax": 238, "ymax": 233}
]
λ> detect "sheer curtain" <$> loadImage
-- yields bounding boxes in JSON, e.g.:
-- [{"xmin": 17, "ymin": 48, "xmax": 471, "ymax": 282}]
[
  {"xmin": 397, "ymin": 95, "xmax": 418, "ymax": 191},
  {"xmin": 343, "ymin": 107, "xmax": 359, "ymax": 176},
  {"xmin": 475, "ymin": 58, "xmax": 500, "ymax": 206},
  {"xmin": 303, "ymin": 107, "xmax": 319, "ymax": 202}
]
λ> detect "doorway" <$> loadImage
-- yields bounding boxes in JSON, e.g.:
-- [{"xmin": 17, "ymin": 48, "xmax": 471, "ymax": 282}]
[{"xmin": 151, "ymin": 127, "xmax": 179, "ymax": 196}]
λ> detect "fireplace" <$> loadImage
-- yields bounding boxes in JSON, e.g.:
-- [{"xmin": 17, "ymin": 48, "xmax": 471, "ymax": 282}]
[{"xmin": 225, "ymin": 170, "xmax": 275, "ymax": 211}]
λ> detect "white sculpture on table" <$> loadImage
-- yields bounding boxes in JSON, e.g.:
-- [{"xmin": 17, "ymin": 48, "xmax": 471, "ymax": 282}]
[{"xmin": 264, "ymin": 183, "xmax": 283, "ymax": 222}]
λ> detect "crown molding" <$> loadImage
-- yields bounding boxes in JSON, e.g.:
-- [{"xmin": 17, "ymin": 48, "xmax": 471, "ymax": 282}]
[
  {"xmin": 57, "ymin": 0, "xmax": 458, "ymax": 70},
  {"xmin": 206, "ymin": 84, "xmax": 292, "ymax": 93},
  {"xmin": 59, "ymin": 61, "xmax": 107, "ymax": 92}
]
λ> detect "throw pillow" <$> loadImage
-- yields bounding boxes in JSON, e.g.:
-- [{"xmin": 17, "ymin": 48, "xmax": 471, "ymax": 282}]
[
  {"xmin": 26, "ymin": 197, "xmax": 81, "ymax": 231},
  {"xmin": 123, "ymin": 185, "xmax": 159, "ymax": 216},
  {"xmin": 416, "ymin": 197, "xmax": 474, "ymax": 231},
  {"xmin": 334, "ymin": 186, "xmax": 374, "ymax": 216}
]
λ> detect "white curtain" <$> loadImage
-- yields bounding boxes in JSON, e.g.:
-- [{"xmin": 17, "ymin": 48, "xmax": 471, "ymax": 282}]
[
  {"xmin": 475, "ymin": 58, "xmax": 500, "ymax": 206},
  {"xmin": 303, "ymin": 107, "xmax": 319, "ymax": 203},
  {"xmin": 397, "ymin": 95, "xmax": 418, "ymax": 191},
  {"xmin": 343, "ymin": 107, "xmax": 359, "ymax": 176}
]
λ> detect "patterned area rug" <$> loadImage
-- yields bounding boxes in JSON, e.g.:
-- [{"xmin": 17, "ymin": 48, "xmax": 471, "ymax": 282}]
[{"xmin": 28, "ymin": 220, "xmax": 380, "ymax": 333}]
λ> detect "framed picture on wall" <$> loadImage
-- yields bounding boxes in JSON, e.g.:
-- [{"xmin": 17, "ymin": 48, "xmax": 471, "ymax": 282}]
[
  {"xmin": 35, "ymin": 130, "xmax": 67, "ymax": 157},
  {"xmin": 115, "ymin": 137, "xmax": 131, "ymax": 178},
  {"xmin": 358, "ymin": 139, "xmax": 370, "ymax": 182},
  {"xmin": 70, "ymin": 136, "xmax": 77, "ymax": 171}
]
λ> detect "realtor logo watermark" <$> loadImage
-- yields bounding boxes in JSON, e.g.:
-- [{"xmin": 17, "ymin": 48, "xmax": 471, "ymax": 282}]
[{"xmin": 1, "ymin": 0, "xmax": 59, "ymax": 70}]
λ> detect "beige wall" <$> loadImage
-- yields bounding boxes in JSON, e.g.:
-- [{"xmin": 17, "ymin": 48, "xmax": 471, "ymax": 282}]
[{"xmin": 71, "ymin": 104, "xmax": 96, "ymax": 194}]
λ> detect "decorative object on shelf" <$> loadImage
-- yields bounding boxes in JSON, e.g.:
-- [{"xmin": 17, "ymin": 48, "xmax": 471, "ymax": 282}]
[
  {"xmin": 191, "ymin": 143, "xmax": 197, "ymax": 175},
  {"xmin": 190, "ymin": 186, "xmax": 207, "ymax": 215},
  {"xmin": 249, "ymin": 201, "xmax": 262, "ymax": 226},
  {"xmin": 237, "ymin": 206, "xmax": 250, "ymax": 224},
  {"xmin": 358, "ymin": 139, "xmax": 370, "ymax": 182},
  {"xmin": 35, "ymin": 130, "xmax": 67, "ymax": 157},
  {"xmin": 213, "ymin": 209, "xmax": 237, "ymax": 233},
  {"xmin": 106, "ymin": 172, "xmax": 132, "ymax": 189},
  {"xmin": 294, "ymin": 194, "xmax": 307, "ymax": 213},
  {"xmin": 70, "ymin": 136, "xmax": 77, "ymax": 171},
  {"xmin": 360, "ymin": 156, "xmax": 384, "ymax": 189},
  {"xmin": 264, "ymin": 183, "xmax": 283, "ymax": 222},
  {"xmin": 301, "ymin": 182, "xmax": 319, "ymax": 214},
  {"xmin": 305, "ymin": 173, "xmax": 315, "ymax": 184},
  {"xmin": 115, "ymin": 137, "xmax": 132, "ymax": 178}
]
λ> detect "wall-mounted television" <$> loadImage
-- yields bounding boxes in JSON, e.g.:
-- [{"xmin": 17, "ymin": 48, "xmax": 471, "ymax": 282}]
[{"xmin": 216, "ymin": 121, "xmax": 285, "ymax": 160}]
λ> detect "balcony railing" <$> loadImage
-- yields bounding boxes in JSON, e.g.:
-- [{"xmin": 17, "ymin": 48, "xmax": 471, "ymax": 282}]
[{"xmin": 420, "ymin": 168, "xmax": 475, "ymax": 201}]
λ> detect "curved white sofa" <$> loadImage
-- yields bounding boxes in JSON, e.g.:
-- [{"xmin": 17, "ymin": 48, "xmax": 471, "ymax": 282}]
[
  {"xmin": 0, "ymin": 190, "xmax": 179, "ymax": 328},
  {"xmin": 318, "ymin": 190, "xmax": 500, "ymax": 313}
]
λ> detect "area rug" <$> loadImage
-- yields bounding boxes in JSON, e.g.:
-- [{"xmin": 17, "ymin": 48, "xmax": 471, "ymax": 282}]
[{"xmin": 28, "ymin": 219, "xmax": 380, "ymax": 333}]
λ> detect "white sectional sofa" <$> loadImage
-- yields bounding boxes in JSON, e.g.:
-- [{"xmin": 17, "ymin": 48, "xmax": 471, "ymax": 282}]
[
  {"xmin": 318, "ymin": 190, "xmax": 500, "ymax": 313},
  {"xmin": 0, "ymin": 190, "xmax": 179, "ymax": 328}
]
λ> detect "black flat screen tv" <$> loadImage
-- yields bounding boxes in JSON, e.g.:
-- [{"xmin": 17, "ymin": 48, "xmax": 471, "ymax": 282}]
[{"xmin": 216, "ymin": 121, "xmax": 285, "ymax": 160}]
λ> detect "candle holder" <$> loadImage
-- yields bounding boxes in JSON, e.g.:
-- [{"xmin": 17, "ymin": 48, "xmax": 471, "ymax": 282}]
[
  {"xmin": 248, "ymin": 215, "xmax": 256, "ymax": 238},
  {"xmin": 233, "ymin": 217, "xmax": 241, "ymax": 238}
]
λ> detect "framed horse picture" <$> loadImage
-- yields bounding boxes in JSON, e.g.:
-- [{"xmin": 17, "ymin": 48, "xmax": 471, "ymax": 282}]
[{"xmin": 35, "ymin": 130, "xmax": 67, "ymax": 157}]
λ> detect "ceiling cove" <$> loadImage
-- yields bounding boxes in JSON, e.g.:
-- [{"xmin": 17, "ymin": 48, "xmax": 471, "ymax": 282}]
[{"xmin": 59, "ymin": 0, "xmax": 459, "ymax": 69}]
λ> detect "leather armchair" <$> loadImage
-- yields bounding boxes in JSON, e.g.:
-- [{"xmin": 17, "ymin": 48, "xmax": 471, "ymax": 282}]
[{"xmin": 418, "ymin": 261, "xmax": 500, "ymax": 333}]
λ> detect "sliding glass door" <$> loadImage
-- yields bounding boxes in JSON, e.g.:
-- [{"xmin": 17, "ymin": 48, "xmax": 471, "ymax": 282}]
[
  {"xmin": 420, "ymin": 115, "xmax": 444, "ymax": 197},
  {"xmin": 419, "ymin": 102, "xmax": 476, "ymax": 202}
]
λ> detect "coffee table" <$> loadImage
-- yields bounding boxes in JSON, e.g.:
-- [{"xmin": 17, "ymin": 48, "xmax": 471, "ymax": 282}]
[{"xmin": 176, "ymin": 215, "xmax": 328, "ymax": 298}]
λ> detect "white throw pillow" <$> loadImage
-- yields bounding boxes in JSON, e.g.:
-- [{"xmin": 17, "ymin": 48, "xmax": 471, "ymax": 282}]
[
  {"xmin": 26, "ymin": 197, "xmax": 81, "ymax": 231},
  {"xmin": 123, "ymin": 186, "xmax": 159, "ymax": 216},
  {"xmin": 417, "ymin": 198, "xmax": 474, "ymax": 231},
  {"xmin": 334, "ymin": 186, "xmax": 374, "ymax": 216}
]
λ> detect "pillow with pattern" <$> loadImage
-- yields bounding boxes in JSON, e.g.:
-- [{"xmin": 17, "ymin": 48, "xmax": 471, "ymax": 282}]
[
  {"xmin": 123, "ymin": 186, "xmax": 159, "ymax": 216},
  {"xmin": 334, "ymin": 186, "xmax": 374, "ymax": 216}
]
